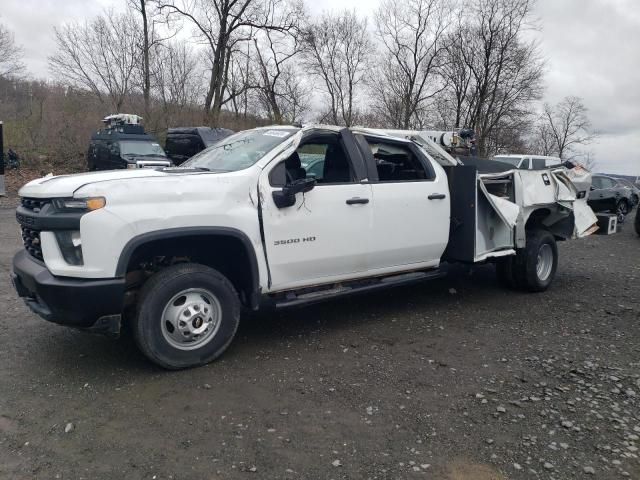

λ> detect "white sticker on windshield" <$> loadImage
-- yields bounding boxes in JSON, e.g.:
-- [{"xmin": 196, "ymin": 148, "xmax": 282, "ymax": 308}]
[{"xmin": 263, "ymin": 130, "xmax": 290, "ymax": 138}]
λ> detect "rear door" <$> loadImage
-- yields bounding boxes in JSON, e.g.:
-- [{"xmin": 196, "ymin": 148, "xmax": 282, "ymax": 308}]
[
  {"xmin": 358, "ymin": 135, "xmax": 450, "ymax": 270},
  {"xmin": 259, "ymin": 130, "xmax": 373, "ymax": 291}
]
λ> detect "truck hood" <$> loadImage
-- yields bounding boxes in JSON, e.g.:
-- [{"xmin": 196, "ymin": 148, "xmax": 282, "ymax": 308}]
[{"xmin": 19, "ymin": 168, "xmax": 183, "ymax": 198}]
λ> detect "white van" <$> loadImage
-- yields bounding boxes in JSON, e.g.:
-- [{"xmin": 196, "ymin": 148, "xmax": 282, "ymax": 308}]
[{"xmin": 493, "ymin": 154, "xmax": 562, "ymax": 170}]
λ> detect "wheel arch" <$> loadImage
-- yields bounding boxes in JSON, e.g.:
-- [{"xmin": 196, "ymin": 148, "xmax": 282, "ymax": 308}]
[
  {"xmin": 116, "ymin": 227, "xmax": 261, "ymax": 309},
  {"xmin": 523, "ymin": 207, "xmax": 574, "ymax": 240}
]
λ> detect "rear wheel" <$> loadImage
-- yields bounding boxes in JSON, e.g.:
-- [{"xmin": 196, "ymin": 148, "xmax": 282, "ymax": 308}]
[
  {"xmin": 498, "ymin": 229, "xmax": 558, "ymax": 292},
  {"xmin": 616, "ymin": 199, "xmax": 629, "ymax": 223},
  {"xmin": 515, "ymin": 229, "xmax": 558, "ymax": 292},
  {"xmin": 133, "ymin": 263, "xmax": 240, "ymax": 369}
]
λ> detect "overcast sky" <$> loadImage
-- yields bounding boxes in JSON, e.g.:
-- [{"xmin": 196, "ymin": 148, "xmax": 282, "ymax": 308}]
[{"xmin": 1, "ymin": 0, "xmax": 639, "ymax": 175}]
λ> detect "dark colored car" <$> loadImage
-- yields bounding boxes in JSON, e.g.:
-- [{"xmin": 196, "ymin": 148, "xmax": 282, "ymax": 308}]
[
  {"xmin": 88, "ymin": 124, "xmax": 171, "ymax": 171},
  {"xmin": 587, "ymin": 174, "xmax": 634, "ymax": 219},
  {"xmin": 165, "ymin": 127, "xmax": 234, "ymax": 165},
  {"xmin": 612, "ymin": 177, "xmax": 640, "ymax": 207},
  {"xmin": 635, "ymin": 204, "xmax": 640, "ymax": 236}
]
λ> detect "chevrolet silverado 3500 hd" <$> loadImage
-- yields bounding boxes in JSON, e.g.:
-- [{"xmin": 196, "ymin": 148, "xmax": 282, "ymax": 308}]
[{"xmin": 11, "ymin": 125, "xmax": 597, "ymax": 369}]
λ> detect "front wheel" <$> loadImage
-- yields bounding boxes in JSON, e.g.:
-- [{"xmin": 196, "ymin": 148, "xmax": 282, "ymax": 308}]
[
  {"xmin": 133, "ymin": 263, "xmax": 241, "ymax": 369},
  {"xmin": 497, "ymin": 230, "xmax": 558, "ymax": 292}
]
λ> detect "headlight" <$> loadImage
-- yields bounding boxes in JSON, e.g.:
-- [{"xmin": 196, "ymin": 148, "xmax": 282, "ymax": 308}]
[
  {"xmin": 127, "ymin": 163, "xmax": 137, "ymax": 169},
  {"xmin": 52, "ymin": 197, "xmax": 106, "ymax": 211},
  {"xmin": 54, "ymin": 231, "xmax": 83, "ymax": 265}
]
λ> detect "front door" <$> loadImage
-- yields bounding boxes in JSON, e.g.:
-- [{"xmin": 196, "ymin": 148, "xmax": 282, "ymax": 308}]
[{"xmin": 259, "ymin": 132, "xmax": 372, "ymax": 291}]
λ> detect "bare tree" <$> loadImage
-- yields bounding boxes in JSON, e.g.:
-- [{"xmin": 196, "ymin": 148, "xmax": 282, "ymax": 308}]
[
  {"xmin": 156, "ymin": 0, "xmax": 301, "ymax": 125},
  {"xmin": 152, "ymin": 41, "xmax": 203, "ymax": 112},
  {"xmin": 129, "ymin": 0, "xmax": 173, "ymax": 117},
  {"xmin": 49, "ymin": 10, "xmax": 141, "ymax": 111},
  {"xmin": 303, "ymin": 10, "xmax": 373, "ymax": 126},
  {"xmin": 541, "ymin": 96, "xmax": 594, "ymax": 159},
  {"xmin": 529, "ymin": 121, "xmax": 557, "ymax": 156},
  {"xmin": 225, "ymin": 44, "xmax": 256, "ymax": 119},
  {"xmin": 436, "ymin": 27, "xmax": 473, "ymax": 129},
  {"xmin": 373, "ymin": 0, "xmax": 451, "ymax": 129},
  {"xmin": 0, "ymin": 22, "xmax": 25, "ymax": 78},
  {"xmin": 438, "ymin": 0, "xmax": 544, "ymax": 156},
  {"xmin": 253, "ymin": 23, "xmax": 308, "ymax": 123}
]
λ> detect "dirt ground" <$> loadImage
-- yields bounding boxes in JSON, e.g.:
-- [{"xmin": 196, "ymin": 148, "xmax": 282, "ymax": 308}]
[{"xmin": 0, "ymin": 205, "xmax": 638, "ymax": 480}]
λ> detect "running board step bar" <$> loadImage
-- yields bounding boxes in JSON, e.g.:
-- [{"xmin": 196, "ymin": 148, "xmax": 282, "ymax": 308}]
[{"xmin": 273, "ymin": 269, "xmax": 445, "ymax": 309}]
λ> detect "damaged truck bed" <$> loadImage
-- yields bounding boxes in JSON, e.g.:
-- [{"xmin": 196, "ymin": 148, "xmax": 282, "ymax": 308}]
[{"xmin": 373, "ymin": 128, "xmax": 599, "ymax": 263}]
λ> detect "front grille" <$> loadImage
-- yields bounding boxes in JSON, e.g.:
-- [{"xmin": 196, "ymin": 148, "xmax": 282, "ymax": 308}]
[
  {"xmin": 21, "ymin": 225, "xmax": 43, "ymax": 261},
  {"xmin": 21, "ymin": 197, "xmax": 49, "ymax": 211},
  {"xmin": 18, "ymin": 197, "xmax": 51, "ymax": 261}
]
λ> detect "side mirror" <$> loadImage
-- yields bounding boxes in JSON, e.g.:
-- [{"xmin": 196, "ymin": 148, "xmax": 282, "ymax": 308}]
[
  {"xmin": 272, "ymin": 177, "xmax": 317, "ymax": 209},
  {"xmin": 590, "ymin": 185, "xmax": 596, "ymax": 191}
]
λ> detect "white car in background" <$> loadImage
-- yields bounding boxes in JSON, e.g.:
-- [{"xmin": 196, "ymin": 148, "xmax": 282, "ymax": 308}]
[{"xmin": 493, "ymin": 154, "xmax": 562, "ymax": 170}]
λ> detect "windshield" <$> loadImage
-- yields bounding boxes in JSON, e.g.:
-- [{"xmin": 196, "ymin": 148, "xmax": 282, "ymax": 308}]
[
  {"xmin": 493, "ymin": 156, "xmax": 522, "ymax": 167},
  {"xmin": 120, "ymin": 140, "xmax": 166, "ymax": 157},
  {"xmin": 182, "ymin": 128, "xmax": 298, "ymax": 172}
]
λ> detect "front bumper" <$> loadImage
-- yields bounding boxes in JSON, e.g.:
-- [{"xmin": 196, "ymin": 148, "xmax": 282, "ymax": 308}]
[{"xmin": 11, "ymin": 250, "xmax": 126, "ymax": 333}]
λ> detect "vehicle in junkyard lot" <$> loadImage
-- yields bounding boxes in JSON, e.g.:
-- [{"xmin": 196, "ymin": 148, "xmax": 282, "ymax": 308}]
[
  {"xmin": 11, "ymin": 125, "xmax": 599, "ymax": 369},
  {"xmin": 587, "ymin": 174, "xmax": 635, "ymax": 221},
  {"xmin": 611, "ymin": 177, "xmax": 640, "ymax": 207},
  {"xmin": 87, "ymin": 114, "xmax": 171, "ymax": 171},
  {"xmin": 164, "ymin": 126, "xmax": 234, "ymax": 165}
]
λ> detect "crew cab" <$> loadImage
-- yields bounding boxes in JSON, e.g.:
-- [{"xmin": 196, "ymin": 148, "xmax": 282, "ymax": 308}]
[{"xmin": 11, "ymin": 125, "xmax": 597, "ymax": 369}]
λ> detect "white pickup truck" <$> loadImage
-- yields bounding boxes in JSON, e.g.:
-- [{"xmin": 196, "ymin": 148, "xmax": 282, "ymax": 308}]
[{"xmin": 11, "ymin": 125, "xmax": 597, "ymax": 369}]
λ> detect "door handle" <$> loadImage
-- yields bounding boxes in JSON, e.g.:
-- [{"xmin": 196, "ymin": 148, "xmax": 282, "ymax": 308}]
[
  {"xmin": 346, "ymin": 197, "xmax": 369, "ymax": 205},
  {"xmin": 428, "ymin": 193, "xmax": 446, "ymax": 200}
]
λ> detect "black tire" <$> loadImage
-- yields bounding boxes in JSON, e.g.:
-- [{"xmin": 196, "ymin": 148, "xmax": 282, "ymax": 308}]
[
  {"xmin": 616, "ymin": 199, "xmax": 629, "ymax": 217},
  {"xmin": 511, "ymin": 229, "xmax": 558, "ymax": 292},
  {"xmin": 634, "ymin": 207, "xmax": 640, "ymax": 236},
  {"xmin": 133, "ymin": 263, "xmax": 240, "ymax": 369}
]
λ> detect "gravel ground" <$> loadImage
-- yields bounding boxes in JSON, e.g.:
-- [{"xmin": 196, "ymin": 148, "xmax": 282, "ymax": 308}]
[{"xmin": 0, "ymin": 206, "xmax": 638, "ymax": 480}]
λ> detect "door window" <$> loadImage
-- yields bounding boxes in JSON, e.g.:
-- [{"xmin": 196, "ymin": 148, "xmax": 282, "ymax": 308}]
[
  {"xmin": 270, "ymin": 137, "xmax": 355, "ymax": 187},
  {"xmin": 601, "ymin": 177, "xmax": 616, "ymax": 189},
  {"xmin": 591, "ymin": 177, "xmax": 604, "ymax": 189},
  {"xmin": 531, "ymin": 158, "xmax": 546, "ymax": 169},
  {"xmin": 366, "ymin": 140, "xmax": 433, "ymax": 182}
]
